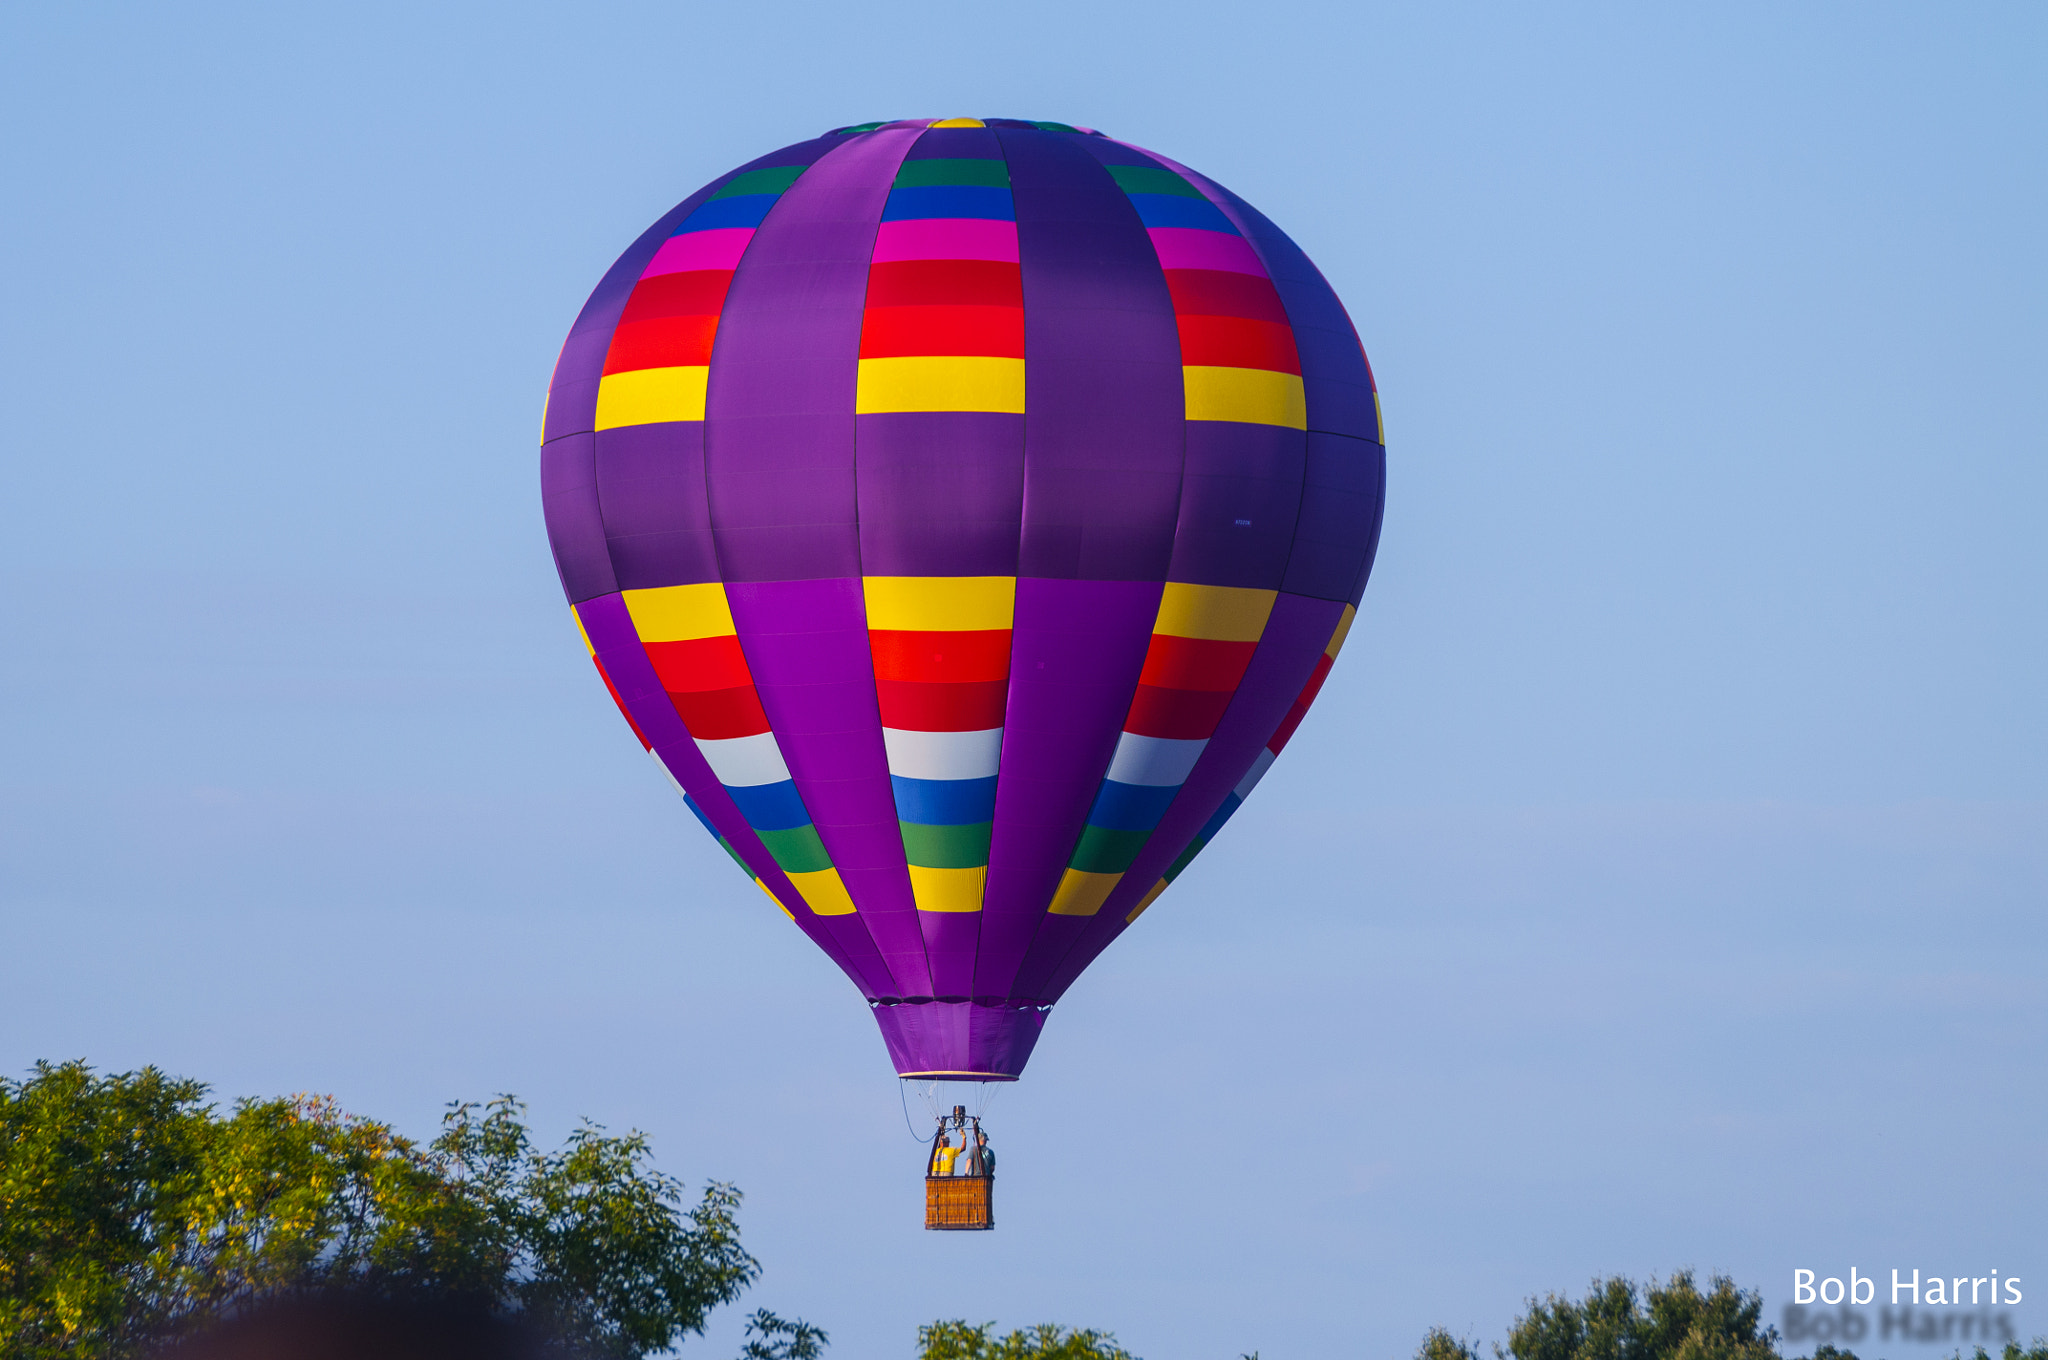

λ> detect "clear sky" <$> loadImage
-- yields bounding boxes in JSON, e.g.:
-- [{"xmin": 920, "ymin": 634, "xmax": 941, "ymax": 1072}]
[{"xmin": 3, "ymin": 3, "xmax": 2043, "ymax": 1357}]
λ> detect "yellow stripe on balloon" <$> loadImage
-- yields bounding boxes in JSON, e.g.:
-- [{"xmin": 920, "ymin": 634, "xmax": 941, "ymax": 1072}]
[
  {"xmin": 1152, "ymin": 582, "xmax": 1277, "ymax": 642},
  {"xmin": 621, "ymin": 582, "xmax": 735, "ymax": 642},
  {"xmin": 863, "ymin": 576, "xmax": 1016, "ymax": 632},
  {"xmin": 594, "ymin": 365, "xmax": 709, "ymax": 429},
  {"xmin": 1182, "ymin": 365, "xmax": 1307, "ymax": 429},
  {"xmin": 909, "ymin": 864, "xmax": 986, "ymax": 912},
  {"xmin": 855, "ymin": 356, "xmax": 1026, "ymax": 414},
  {"xmin": 1326, "ymin": 603, "xmax": 1357, "ymax": 659},
  {"xmin": 1048, "ymin": 867, "xmax": 1120, "ymax": 917},
  {"xmin": 785, "ymin": 866, "xmax": 858, "ymax": 916}
]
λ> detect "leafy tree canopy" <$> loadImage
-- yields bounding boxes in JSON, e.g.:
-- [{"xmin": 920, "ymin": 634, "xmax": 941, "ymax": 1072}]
[
  {"xmin": 738, "ymin": 1308, "xmax": 830, "ymax": 1360},
  {"xmin": 0, "ymin": 1060, "xmax": 762, "ymax": 1359},
  {"xmin": 917, "ymin": 1320, "xmax": 1138, "ymax": 1360},
  {"xmin": 1416, "ymin": 1274, "xmax": 2047, "ymax": 1360}
]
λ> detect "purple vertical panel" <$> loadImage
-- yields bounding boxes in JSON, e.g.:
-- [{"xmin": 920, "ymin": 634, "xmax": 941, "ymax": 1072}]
[
  {"xmin": 703, "ymin": 128, "xmax": 922, "ymax": 582},
  {"xmin": 543, "ymin": 137, "xmax": 837, "ymax": 444},
  {"xmin": 1025, "ymin": 591, "xmax": 1346, "ymax": 1000},
  {"xmin": 724, "ymin": 578, "xmax": 931, "ymax": 998},
  {"xmin": 855, "ymin": 412, "xmax": 1025, "ymax": 577},
  {"xmin": 573, "ymin": 593, "xmax": 896, "ymax": 999},
  {"xmin": 997, "ymin": 127, "xmax": 1185, "ymax": 582},
  {"xmin": 975, "ymin": 577, "xmax": 1162, "ymax": 999},
  {"xmin": 1129, "ymin": 145, "xmax": 1380, "ymax": 443},
  {"xmin": 1167, "ymin": 422, "xmax": 1308, "ymax": 590},
  {"xmin": 922, "ymin": 912, "xmax": 980, "ymax": 1003},
  {"xmin": 1110, "ymin": 142, "xmax": 1388, "ymax": 607},
  {"xmin": 1073, "ymin": 136, "xmax": 1155, "ymax": 171},
  {"xmin": 593, "ymin": 422, "xmax": 722, "ymax": 590},
  {"xmin": 1281, "ymin": 431, "xmax": 1386, "ymax": 604},
  {"xmin": 541, "ymin": 433, "xmax": 617, "ymax": 603},
  {"xmin": 1006, "ymin": 913, "xmax": 1091, "ymax": 1006},
  {"xmin": 902, "ymin": 127, "xmax": 1002, "ymax": 160}
]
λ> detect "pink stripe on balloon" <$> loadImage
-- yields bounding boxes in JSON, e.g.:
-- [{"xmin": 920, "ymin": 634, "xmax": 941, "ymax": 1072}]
[
  {"xmin": 642, "ymin": 227, "xmax": 756, "ymax": 278},
  {"xmin": 1147, "ymin": 227, "xmax": 1268, "ymax": 276},
  {"xmin": 871, "ymin": 218, "xmax": 1021, "ymax": 263}
]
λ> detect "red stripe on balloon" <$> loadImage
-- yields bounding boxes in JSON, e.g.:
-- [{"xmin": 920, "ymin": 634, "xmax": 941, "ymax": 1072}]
[
  {"xmin": 1122, "ymin": 684, "xmax": 1235, "ymax": 740},
  {"xmin": 667, "ymin": 684, "xmax": 772, "ymax": 740},
  {"xmin": 874, "ymin": 678, "xmax": 1010, "ymax": 731},
  {"xmin": 864, "ymin": 258, "xmax": 1023, "ymax": 309},
  {"xmin": 603, "ymin": 315, "xmax": 721, "ymax": 373},
  {"xmin": 1136, "ymin": 634, "xmax": 1259, "ymax": 692},
  {"xmin": 868, "ymin": 629, "xmax": 1012, "ymax": 684},
  {"xmin": 643, "ymin": 635, "xmax": 754, "ymax": 692},
  {"xmin": 858, "ymin": 305, "xmax": 1025, "ymax": 359},
  {"xmin": 1162, "ymin": 269, "xmax": 1291, "ymax": 323},
  {"xmin": 617, "ymin": 270, "xmax": 736, "ymax": 323},
  {"xmin": 1173, "ymin": 314, "xmax": 1301, "ymax": 374}
]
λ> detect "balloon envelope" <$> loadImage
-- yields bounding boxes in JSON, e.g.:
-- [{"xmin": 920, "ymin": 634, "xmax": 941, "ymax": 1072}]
[{"xmin": 541, "ymin": 118, "xmax": 1384, "ymax": 1080}]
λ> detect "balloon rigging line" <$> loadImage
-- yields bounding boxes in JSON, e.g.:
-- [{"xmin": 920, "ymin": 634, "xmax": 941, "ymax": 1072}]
[{"xmin": 897, "ymin": 1079, "xmax": 930, "ymax": 1143}]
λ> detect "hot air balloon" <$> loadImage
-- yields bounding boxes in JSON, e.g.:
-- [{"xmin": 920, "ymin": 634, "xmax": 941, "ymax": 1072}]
[{"xmin": 539, "ymin": 117, "xmax": 1384, "ymax": 1101}]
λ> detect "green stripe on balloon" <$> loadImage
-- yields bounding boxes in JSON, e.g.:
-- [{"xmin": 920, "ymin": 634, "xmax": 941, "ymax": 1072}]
[
  {"xmin": 894, "ymin": 158, "xmax": 1011, "ymax": 188},
  {"xmin": 1106, "ymin": 164, "xmax": 1203, "ymax": 199},
  {"xmin": 753, "ymin": 823, "xmax": 833, "ymax": 874},
  {"xmin": 899, "ymin": 821, "xmax": 993, "ymax": 868},
  {"xmin": 712, "ymin": 165, "xmax": 808, "ymax": 199},
  {"xmin": 1068, "ymin": 824, "xmax": 1150, "ymax": 875}
]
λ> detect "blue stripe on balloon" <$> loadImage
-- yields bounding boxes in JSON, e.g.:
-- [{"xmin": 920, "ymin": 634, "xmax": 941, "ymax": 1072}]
[
  {"xmin": 1085, "ymin": 779, "xmax": 1180, "ymax": 832},
  {"xmin": 725, "ymin": 778, "xmax": 812, "ymax": 831},
  {"xmin": 675, "ymin": 195, "xmax": 780, "ymax": 233},
  {"xmin": 1124, "ymin": 193, "xmax": 1239, "ymax": 234},
  {"xmin": 880, "ymin": 186, "xmax": 1015, "ymax": 222},
  {"xmin": 890, "ymin": 775, "xmax": 999, "ymax": 826}
]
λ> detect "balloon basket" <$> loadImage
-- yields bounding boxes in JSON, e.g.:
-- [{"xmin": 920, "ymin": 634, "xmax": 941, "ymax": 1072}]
[
  {"xmin": 923, "ymin": 1103, "xmax": 995, "ymax": 1230},
  {"xmin": 925, "ymin": 1175, "xmax": 993, "ymax": 1231}
]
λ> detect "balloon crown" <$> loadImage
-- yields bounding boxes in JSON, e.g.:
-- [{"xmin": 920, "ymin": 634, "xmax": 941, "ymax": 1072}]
[{"xmin": 826, "ymin": 117, "xmax": 1102, "ymax": 136}]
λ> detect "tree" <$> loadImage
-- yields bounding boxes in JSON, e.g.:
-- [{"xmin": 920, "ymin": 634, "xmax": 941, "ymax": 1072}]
[
  {"xmin": 1415, "ymin": 1275, "xmax": 2046, "ymax": 1360},
  {"xmin": 917, "ymin": 1320, "xmax": 1138, "ymax": 1360},
  {"xmin": 1504, "ymin": 1271, "xmax": 1778, "ymax": 1360},
  {"xmin": 0, "ymin": 1061, "xmax": 772, "ymax": 1359},
  {"xmin": 737, "ymin": 1308, "xmax": 829, "ymax": 1360}
]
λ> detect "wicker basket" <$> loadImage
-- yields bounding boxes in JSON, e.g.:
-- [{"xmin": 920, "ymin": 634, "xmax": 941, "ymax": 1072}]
[{"xmin": 925, "ymin": 1175, "xmax": 994, "ymax": 1231}]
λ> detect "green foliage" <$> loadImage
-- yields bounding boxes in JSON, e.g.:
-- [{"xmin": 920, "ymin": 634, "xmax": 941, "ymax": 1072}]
[
  {"xmin": 0, "ymin": 1061, "xmax": 766, "ymax": 1359},
  {"xmin": 1417, "ymin": 1274, "xmax": 2048, "ymax": 1360},
  {"xmin": 430, "ymin": 1096, "xmax": 760, "ymax": 1358},
  {"xmin": 1418, "ymin": 1329, "xmax": 1487, "ymax": 1360},
  {"xmin": 1495, "ymin": 1272, "xmax": 1778, "ymax": 1360},
  {"xmin": 917, "ymin": 1319, "xmax": 1138, "ymax": 1360},
  {"xmin": 1795, "ymin": 1342, "xmax": 2048, "ymax": 1360},
  {"xmin": 1955, "ymin": 1346, "xmax": 2048, "ymax": 1360},
  {"xmin": 738, "ymin": 1307, "xmax": 829, "ymax": 1360}
]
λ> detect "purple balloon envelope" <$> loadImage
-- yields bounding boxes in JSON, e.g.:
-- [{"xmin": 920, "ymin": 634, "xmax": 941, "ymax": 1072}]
[{"xmin": 541, "ymin": 117, "xmax": 1384, "ymax": 1080}]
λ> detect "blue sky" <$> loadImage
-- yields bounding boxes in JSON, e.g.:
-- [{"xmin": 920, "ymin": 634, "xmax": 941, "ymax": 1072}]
[{"xmin": 3, "ymin": 3, "xmax": 2043, "ymax": 1357}]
